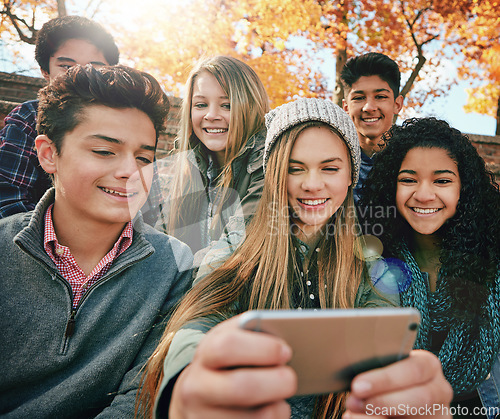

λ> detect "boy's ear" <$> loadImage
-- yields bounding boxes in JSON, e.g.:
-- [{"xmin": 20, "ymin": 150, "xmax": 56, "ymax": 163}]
[
  {"xmin": 342, "ymin": 98, "xmax": 349, "ymax": 113},
  {"xmin": 394, "ymin": 95, "xmax": 404, "ymax": 114},
  {"xmin": 35, "ymin": 135, "xmax": 58, "ymax": 174}
]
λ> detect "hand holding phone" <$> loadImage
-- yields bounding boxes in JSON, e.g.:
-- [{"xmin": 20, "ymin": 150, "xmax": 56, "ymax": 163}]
[
  {"xmin": 239, "ymin": 307, "xmax": 420, "ymax": 396},
  {"xmin": 169, "ymin": 316, "xmax": 296, "ymax": 418}
]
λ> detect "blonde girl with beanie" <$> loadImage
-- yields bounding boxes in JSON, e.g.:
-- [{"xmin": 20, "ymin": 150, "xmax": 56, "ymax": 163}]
[{"xmin": 139, "ymin": 99, "xmax": 452, "ymax": 418}]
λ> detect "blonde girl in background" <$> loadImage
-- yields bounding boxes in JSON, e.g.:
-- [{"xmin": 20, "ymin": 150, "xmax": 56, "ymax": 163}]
[
  {"xmin": 157, "ymin": 56, "xmax": 269, "ymax": 263},
  {"xmin": 141, "ymin": 99, "xmax": 452, "ymax": 418}
]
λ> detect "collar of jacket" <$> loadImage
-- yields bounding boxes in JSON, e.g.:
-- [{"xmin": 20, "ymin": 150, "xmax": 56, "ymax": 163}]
[{"xmin": 13, "ymin": 188, "xmax": 153, "ymax": 276}]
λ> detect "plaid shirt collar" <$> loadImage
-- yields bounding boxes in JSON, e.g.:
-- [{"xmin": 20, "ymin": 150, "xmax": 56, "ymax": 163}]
[{"xmin": 43, "ymin": 204, "xmax": 134, "ymax": 276}]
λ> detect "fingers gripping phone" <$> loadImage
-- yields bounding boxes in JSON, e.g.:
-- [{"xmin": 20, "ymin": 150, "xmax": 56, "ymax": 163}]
[{"xmin": 239, "ymin": 307, "xmax": 420, "ymax": 396}]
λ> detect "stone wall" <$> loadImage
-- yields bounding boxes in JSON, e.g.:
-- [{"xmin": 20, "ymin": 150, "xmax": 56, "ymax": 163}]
[
  {"xmin": 1, "ymin": 70, "xmax": 499, "ymax": 181},
  {"xmin": 469, "ymin": 134, "xmax": 500, "ymax": 183}
]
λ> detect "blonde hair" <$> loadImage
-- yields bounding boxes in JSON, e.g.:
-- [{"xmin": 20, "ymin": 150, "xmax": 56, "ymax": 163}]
[
  {"xmin": 164, "ymin": 56, "xmax": 269, "ymax": 245},
  {"xmin": 139, "ymin": 122, "xmax": 364, "ymax": 417}
]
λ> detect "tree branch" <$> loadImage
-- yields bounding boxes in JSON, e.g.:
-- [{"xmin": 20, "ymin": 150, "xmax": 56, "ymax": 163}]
[
  {"xmin": 0, "ymin": 3, "xmax": 38, "ymax": 44},
  {"xmin": 400, "ymin": 53, "xmax": 426, "ymax": 98}
]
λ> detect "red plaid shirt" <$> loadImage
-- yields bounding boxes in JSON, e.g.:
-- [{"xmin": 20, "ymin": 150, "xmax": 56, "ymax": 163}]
[{"xmin": 43, "ymin": 204, "xmax": 133, "ymax": 308}]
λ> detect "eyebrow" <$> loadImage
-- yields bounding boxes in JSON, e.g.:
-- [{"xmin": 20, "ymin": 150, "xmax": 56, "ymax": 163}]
[
  {"xmin": 55, "ymin": 56, "xmax": 107, "ymax": 66},
  {"xmin": 351, "ymin": 87, "xmax": 391, "ymax": 95},
  {"xmin": 89, "ymin": 134, "xmax": 156, "ymax": 152},
  {"xmin": 192, "ymin": 94, "xmax": 229, "ymax": 100},
  {"xmin": 398, "ymin": 169, "xmax": 458, "ymax": 176},
  {"xmin": 289, "ymin": 157, "xmax": 343, "ymax": 164}
]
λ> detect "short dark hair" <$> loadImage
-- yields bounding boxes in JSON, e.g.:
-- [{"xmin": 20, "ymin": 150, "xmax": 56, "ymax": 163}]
[
  {"xmin": 35, "ymin": 16, "xmax": 120, "ymax": 74},
  {"xmin": 341, "ymin": 52, "xmax": 401, "ymax": 98},
  {"xmin": 37, "ymin": 65, "xmax": 170, "ymax": 153}
]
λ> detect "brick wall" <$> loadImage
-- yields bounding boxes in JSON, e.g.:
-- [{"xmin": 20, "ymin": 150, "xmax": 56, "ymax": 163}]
[
  {"xmin": 156, "ymin": 96, "xmax": 181, "ymax": 159},
  {"xmin": 469, "ymin": 134, "xmax": 500, "ymax": 183},
  {"xmin": 1, "ymin": 70, "xmax": 499, "ymax": 182},
  {"xmin": 0, "ymin": 70, "xmax": 46, "ymax": 104}
]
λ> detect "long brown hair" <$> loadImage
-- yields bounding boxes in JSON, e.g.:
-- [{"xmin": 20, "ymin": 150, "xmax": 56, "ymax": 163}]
[
  {"xmin": 139, "ymin": 122, "xmax": 364, "ymax": 418},
  {"xmin": 162, "ymin": 56, "xmax": 269, "ymax": 248}
]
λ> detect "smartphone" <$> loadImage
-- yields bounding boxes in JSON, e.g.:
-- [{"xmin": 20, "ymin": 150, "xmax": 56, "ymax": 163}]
[{"xmin": 239, "ymin": 307, "xmax": 420, "ymax": 396}]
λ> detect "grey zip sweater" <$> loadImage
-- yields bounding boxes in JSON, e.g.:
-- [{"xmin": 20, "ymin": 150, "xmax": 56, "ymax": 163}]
[{"xmin": 0, "ymin": 189, "xmax": 193, "ymax": 418}]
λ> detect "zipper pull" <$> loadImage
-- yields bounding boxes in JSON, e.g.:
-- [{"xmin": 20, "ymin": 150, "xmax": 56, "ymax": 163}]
[{"xmin": 65, "ymin": 310, "xmax": 76, "ymax": 337}]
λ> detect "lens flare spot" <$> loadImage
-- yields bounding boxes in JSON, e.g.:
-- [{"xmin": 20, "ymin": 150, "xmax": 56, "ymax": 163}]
[{"xmin": 369, "ymin": 257, "xmax": 412, "ymax": 294}]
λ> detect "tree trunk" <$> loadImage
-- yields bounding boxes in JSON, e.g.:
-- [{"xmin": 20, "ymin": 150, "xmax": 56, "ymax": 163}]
[
  {"xmin": 333, "ymin": 2, "xmax": 348, "ymax": 107},
  {"xmin": 334, "ymin": 47, "xmax": 347, "ymax": 106},
  {"xmin": 57, "ymin": 0, "xmax": 67, "ymax": 17}
]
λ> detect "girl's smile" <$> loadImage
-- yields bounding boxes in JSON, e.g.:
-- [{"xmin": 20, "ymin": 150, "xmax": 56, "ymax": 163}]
[
  {"xmin": 396, "ymin": 147, "xmax": 461, "ymax": 236},
  {"xmin": 287, "ymin": 126, "xmax": 352, "ymax": 240},
  {"xmin": 297, "ymin": 198, "xmax": 330, "ymax": 208},
  {"xmin": 411, "ymin": 207, "xmax": 441, "ymax": 214},
  {"xmin": 191, "ymin": 71, "xmax": 231, "ymax": 165}
]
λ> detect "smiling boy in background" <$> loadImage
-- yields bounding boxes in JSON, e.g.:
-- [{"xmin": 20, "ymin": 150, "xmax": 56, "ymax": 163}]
[{"xmin": 341, "ymin": 52, "xmax": 404, "ymax": 203}]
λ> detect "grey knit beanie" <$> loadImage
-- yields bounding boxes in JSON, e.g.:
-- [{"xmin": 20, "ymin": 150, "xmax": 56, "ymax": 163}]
[{"xmin": 264, "ymin": 98, "xmax": 361, "ymax": 186}]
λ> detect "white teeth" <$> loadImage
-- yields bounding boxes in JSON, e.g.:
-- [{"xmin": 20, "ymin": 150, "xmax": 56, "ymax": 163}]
[
  {"xmin": 413, "ymin": 208, "xmax": 439, "ymax": 214},
  {"xmin": 301, "ymin": 199, "xmax": 327, "ymax": 206},
  {"xmin": 363, "ymin": 118, "xmax": 379, "ymax": 122},
  {"xmin": 101, "ymin": 187, "xmax": 134, "ymax": 197},
  {"xmin": 205, "ymin": 128, "xmax": 227, "ymax": 133}
]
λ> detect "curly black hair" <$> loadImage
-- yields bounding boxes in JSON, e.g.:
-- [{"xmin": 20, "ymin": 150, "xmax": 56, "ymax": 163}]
[{"xmin": 361, "ymin": 117, "xmax": 499, "ymax": 308}]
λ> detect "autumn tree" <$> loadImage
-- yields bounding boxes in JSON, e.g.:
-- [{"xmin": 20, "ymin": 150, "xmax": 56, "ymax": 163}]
[
  {"xmin": 1, "ymin": 0, "xmax": 498, "ymax": 131},
  {"xmin": 0, "ymin": 0, "xmax": 105, "ymax": 73},
  {"xmin": 190, "ymin": 0, "xmax": 491, "ymax": 117},
  {"xmin": 0, "ymin": 1, "xmax": 64, "ymax": 45},
  {"xmin": 110, "ymin": 0, "xmax": 328, "ymax": 106},
  {"xmin": 462, "ymin": 46, "xmax": 500, "ymax": 135},
  {"xmin": 367, "ymin": 0, "xmax": 500, "ymax": 131},
  {"xmin": 220, "ymin": 0, "xmax": 499, "ymax": 128},
  {"xmin": 449, "ymin": 0, "xmax": 500, "ymax": 134}
]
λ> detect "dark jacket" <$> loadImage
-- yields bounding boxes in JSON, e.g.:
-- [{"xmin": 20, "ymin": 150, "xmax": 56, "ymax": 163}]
[
  {"xmin": 156, "ymin": 129, "xmax": 265, "ymax": 257},
  {"xmin": 0, "ymin": 189, "xmax": 193, "ymax": 418}
]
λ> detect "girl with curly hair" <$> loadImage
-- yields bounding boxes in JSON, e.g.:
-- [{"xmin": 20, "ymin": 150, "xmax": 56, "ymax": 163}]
[
  {"xmin": 361, "ymin": 117, "xmax": 500, "ymax": 414},
  {"xmin": 138, "ymin": 101, "xmax": 452, "ymax": 419}
]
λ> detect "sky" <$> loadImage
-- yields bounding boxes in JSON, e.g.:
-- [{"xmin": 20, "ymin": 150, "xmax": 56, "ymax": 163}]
[{"xmin": 418, "ymin": 83, "xmax": 496, "ymax": 136}]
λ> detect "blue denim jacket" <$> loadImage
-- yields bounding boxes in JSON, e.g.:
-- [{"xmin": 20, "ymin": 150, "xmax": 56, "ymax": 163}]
[{"xmin": 478, "ymin": 355, "xmax": 500, "ymax": 418}]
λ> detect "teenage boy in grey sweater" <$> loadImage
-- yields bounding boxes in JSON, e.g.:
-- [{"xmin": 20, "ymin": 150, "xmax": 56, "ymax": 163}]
[{"xmin": 0, "ymin": 64, "xmax": 193, "ymax": 418}]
